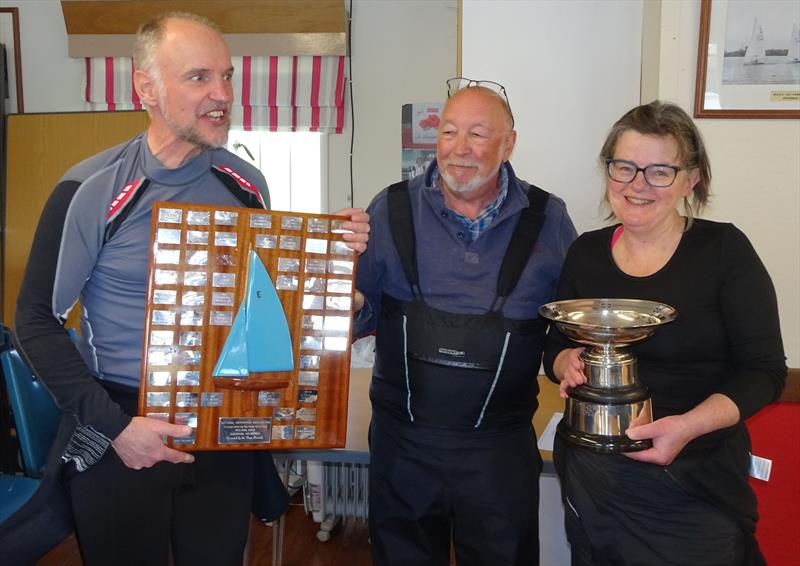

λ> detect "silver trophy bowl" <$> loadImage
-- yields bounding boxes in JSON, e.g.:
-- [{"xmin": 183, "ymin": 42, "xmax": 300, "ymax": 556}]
[{"xmin": 540, "ymin": 298, "xmax": 677, "ymax": 453}]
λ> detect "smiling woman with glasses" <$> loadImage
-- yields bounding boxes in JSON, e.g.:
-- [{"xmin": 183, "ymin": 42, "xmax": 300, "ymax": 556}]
[
  {"xmin": 599, "ymin": 101, "xmax": 710, "ymax": 226},
  {"xmin": 543, "ymin": 100, "xmax": 786, "ymax": 565}
]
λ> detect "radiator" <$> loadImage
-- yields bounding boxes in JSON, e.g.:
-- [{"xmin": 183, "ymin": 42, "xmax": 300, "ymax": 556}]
[{"xmin": 304, "ymin": 459, "xmax": 369, "ymax": 541}]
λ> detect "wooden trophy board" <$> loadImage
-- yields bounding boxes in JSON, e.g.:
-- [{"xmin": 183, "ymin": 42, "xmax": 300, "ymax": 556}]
[{"xmin": 138, "ymin": 202, "xmax": 357, "ymax": 451}]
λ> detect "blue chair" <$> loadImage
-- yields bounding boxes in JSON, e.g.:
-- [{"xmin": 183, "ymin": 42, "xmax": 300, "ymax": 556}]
[{"xmin": 0, "ymin": 348, "xmax": 61, "ymax": 522}]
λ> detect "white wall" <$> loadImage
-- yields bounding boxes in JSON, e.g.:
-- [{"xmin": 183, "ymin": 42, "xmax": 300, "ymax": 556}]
[
  {"xmin": 0, "ymin": 0, "xmax": 84, "ymax": 112},
  {"xmin": 328, "ymin": 0, "xmax": 458, "ymax": 212},
  {"xmin": 656, "ymin": 1, "xmax": 799, "ymax": 367},
  {"xmin": 461, "ymin": 0, "xmax": 644, "ymax": 233}
]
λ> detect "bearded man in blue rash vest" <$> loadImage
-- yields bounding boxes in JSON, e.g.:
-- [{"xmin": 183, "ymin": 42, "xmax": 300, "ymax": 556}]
[{"xmin": 3, "ymin": 12, "xmax": 369, "ymax": 566}]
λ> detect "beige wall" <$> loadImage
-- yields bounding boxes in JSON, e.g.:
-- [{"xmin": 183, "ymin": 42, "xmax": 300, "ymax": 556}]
[{"xmin": 653, "ymin": 1, "xmax": 799, "ymax": 367}]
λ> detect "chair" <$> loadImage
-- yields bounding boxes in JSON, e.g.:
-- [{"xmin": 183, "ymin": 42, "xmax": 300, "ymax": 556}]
[
  {"xmin": 746, "ymin": 399, "xmax": 800, "ymax": 565},
  {"xmin": 0, "ymin": 348, "xmax": 61, "ymax": 523}
]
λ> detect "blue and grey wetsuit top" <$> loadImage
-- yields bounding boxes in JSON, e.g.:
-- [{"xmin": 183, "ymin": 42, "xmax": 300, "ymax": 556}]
[{"xmin": 14, "ymin": 132, "xmax": 270, "ymax": 465}]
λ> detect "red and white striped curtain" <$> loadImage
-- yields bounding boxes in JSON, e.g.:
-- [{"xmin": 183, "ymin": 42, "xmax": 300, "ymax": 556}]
[
  {"xmin": 83, "ymin": 55, "xmax": 347, "ymax": 133},
  {"xmin": 83, "ymin": 57, "xmax": 142, "ymax": 111}
]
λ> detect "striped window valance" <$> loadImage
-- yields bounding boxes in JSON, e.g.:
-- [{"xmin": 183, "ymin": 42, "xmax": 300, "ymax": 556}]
[{"xmin": 82, "ymin": 55, "xmax": 347, "ymax": 133}]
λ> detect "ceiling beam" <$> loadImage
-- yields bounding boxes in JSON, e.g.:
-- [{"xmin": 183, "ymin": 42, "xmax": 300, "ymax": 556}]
[{"xmin": 61, "ymin": 0, "xmax": 347, "ymax": 56}]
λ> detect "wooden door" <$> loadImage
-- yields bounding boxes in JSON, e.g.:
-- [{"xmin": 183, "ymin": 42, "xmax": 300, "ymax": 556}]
[{"xmin": 2, "ymin": 111, "xmax": 149, "ymax": 326}]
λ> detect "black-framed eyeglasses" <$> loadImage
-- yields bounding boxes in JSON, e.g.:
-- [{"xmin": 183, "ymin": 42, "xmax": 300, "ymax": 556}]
[
  {"xmin": 605, "ymin": 159, "xmax": 687, "ymax": 188},
  {"xmin": 446, "ymin": 77, "xmax": 514, "ymax": 127}
]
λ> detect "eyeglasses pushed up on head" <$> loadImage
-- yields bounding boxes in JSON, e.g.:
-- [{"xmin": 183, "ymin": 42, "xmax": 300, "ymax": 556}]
[
  {"xmin": 605, "ymin": 159, "xmax": 688, "ymax": 188},
  {"xmin": 446, "ymin": 77, "xmax": 514, "ymax": 127}
]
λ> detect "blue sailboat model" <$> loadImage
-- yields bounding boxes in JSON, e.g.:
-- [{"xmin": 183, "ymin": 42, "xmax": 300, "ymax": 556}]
[{"xmin": 213, "ymin": 250, "xmax": 294, "ymax": 377}]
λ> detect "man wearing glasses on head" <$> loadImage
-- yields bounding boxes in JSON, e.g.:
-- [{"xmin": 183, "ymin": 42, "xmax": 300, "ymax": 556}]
[{"xmin": 354, "ymin": 78, "xmax": 578, "ymax": 565}]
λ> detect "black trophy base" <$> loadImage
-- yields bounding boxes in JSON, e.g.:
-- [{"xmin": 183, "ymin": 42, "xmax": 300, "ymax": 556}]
[{"xmin": 557, "ymin": 420, "xmax": 652, "ymax": 454}]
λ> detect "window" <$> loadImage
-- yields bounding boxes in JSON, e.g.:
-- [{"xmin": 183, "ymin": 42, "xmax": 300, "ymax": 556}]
[{"xmin": 226, "ymin": 131, "xmax": 325, "ymax": 213}]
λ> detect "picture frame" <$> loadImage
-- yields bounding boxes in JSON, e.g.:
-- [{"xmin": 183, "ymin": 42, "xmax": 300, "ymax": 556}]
[
  {"xmin": 0, "ymin": 7, "xmax": 24, "ymax": 113},
  {"xmin": 694, "ymin": 0, "xmax": 800, "ymax": 119}
]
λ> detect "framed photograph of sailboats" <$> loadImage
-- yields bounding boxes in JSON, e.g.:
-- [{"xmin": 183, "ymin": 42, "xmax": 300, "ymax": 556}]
[{"xmin": 694, "ymin": 0, "xmax": 800, "ymax": 118}]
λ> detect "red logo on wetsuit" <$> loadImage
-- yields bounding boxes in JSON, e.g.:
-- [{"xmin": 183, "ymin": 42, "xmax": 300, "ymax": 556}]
[
  {"xmin": 107, "ymin": 179, "xmax": 143, "ymax": 220},
  {"xmin": 214, "ymin": 165, "xmax": 266, "ymax": 208}
]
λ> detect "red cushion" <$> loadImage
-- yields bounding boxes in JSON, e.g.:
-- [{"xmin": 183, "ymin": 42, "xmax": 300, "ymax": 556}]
[{"xmin": 746, "ymin": 402, "xmax": 800, "ymax": 566}]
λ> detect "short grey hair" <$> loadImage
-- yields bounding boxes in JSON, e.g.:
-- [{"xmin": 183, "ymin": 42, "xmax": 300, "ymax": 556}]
[{"xmin": 133, "ymin": 12, "xmax": 221, "ymax": 78}]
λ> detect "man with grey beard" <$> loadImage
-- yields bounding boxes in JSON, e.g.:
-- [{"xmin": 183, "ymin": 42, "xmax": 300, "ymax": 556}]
[
  {"xmin": 354, "ymin": 80, "xmax": 577, "ymax": 565},
  {"xmin": 8, "ymin": 12, "xmax": 369, "ymax": 566}
]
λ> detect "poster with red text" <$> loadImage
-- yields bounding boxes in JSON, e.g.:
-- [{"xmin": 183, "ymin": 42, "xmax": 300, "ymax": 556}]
[{"xmin": 401, "ymin": 103, "xmax": 443, "ymax": 180}]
